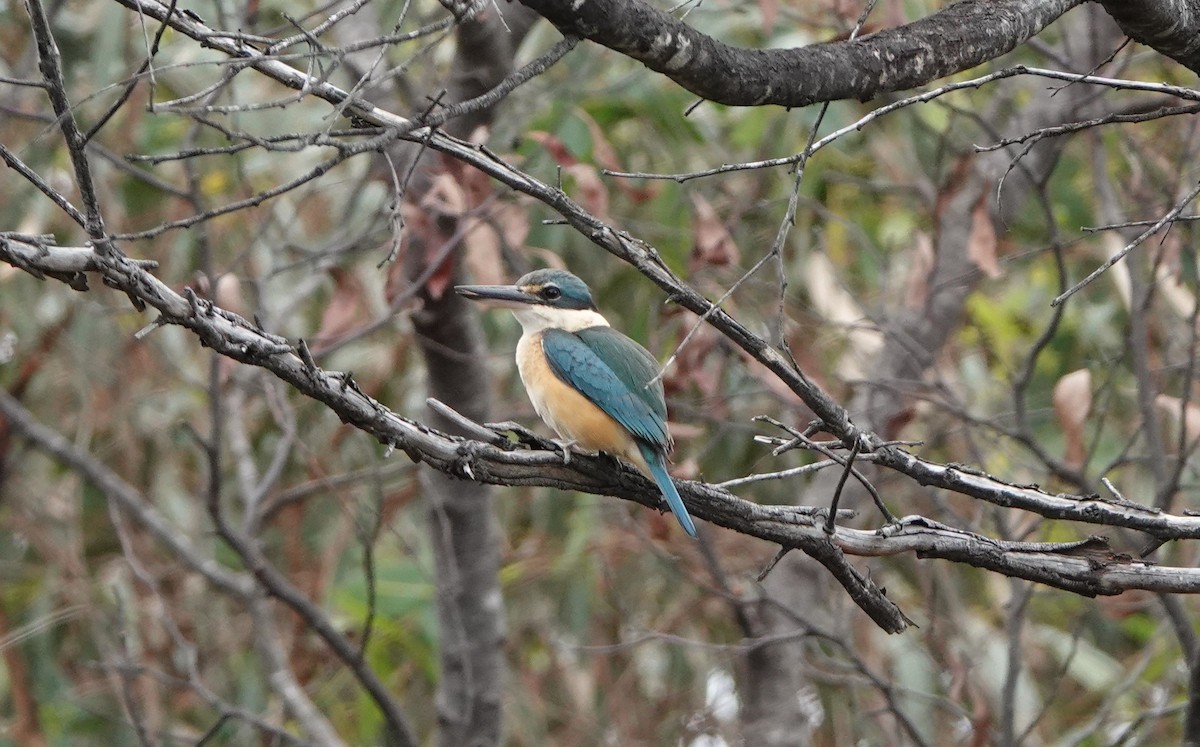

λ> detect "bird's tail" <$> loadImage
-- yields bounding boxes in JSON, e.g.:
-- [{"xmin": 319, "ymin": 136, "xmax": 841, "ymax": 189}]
[{"xmin": 636, "ymin": 442, "xmax": 698, "ymax": 538}]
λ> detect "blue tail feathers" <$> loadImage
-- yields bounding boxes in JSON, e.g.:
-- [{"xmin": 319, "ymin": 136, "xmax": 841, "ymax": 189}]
[{"xmin": 637, "ymin": 442, "xmax": 698, "ymax": 538}]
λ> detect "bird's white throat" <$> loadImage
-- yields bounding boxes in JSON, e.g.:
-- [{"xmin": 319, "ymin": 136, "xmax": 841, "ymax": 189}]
[{"xmin": 511, "ymin": 305, "xmax": 610, "ymax": 333}]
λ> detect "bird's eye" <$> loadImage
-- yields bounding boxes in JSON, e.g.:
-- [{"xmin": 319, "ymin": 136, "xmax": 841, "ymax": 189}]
[{"xmin": 542, "ymin": 286, "xmax": 562, "ymax": 301}]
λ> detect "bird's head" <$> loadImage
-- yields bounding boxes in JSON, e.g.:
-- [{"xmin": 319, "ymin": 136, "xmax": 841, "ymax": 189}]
[{"xmin": 456, "ymin": 269, "xmax": 607, "ymax": 332}]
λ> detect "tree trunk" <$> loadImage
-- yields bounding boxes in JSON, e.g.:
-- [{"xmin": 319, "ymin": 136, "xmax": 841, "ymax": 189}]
[{"xmin": 401, "ymin": 8, "xmax": 538, "ymax": 746}]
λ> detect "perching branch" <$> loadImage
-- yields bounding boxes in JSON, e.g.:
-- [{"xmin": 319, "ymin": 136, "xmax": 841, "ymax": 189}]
[{"xmin": 8, "ymin": 236, "xmax": 1200, "ymax": 631}]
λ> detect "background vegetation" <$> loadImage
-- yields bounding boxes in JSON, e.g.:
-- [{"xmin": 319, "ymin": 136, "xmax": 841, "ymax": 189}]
[{"xmin": 2, "ymin": 0, "xmax": 1199, "ymax": 744}]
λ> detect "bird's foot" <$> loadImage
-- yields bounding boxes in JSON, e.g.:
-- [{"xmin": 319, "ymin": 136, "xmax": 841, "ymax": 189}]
[{"xmin": 550, "ymin": 438, "xmax": 578, "ymax": 465}]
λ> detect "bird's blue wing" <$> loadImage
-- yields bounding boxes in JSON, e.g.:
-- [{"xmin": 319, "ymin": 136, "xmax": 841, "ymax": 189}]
[
  {"xmin": 544, "ymin": 327, "xmax": 697, "ymax": 538},
  {"xmin": 541, "ymin": 327, "xmax": 670, "ymax": 449}
]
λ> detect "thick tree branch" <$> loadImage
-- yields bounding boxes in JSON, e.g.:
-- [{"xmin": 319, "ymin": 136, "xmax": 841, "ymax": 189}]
[
  {"xmin": 1097, "ymin": 0, "xmax": 1200, "ymax": 74},
  {"xmin": 513, "ymin": 0, "xmax": 1085, "ymax": 106},
  {"xmin": 0, "ymin": 246, "xmax": 903, "ymax": 632}
]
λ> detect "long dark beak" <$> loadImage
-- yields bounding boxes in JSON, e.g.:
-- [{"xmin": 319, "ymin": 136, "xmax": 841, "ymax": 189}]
[{"xmin": 454, "ymin": 284, "xmax": 538, "ymax": 308}]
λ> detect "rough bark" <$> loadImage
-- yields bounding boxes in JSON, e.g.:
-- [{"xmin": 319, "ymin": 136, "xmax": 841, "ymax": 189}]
[
  {"xmin": 515, "ymin": 0, "xmax": 1087, "ymax": 106},
  {"xmin": 1098, "ymin": 0, "xmax": 1200, "ymax": 73}
]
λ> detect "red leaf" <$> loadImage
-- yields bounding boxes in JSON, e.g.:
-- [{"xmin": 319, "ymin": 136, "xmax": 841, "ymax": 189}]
[{"xmin": 527, "ymin": 131, "xmax": 577, "ymax": 167}]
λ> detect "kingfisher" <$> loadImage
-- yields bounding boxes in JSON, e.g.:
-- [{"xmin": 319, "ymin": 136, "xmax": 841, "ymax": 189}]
[{"xmin": 456, "ymin": 268, "xmax": 698, "ymax": 538}]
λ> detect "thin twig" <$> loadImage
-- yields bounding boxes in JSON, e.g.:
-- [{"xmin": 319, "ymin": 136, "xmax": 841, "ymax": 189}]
[{"xmin": 1052, "ymin": 179, "xmax": 1200, "ymax": 307}]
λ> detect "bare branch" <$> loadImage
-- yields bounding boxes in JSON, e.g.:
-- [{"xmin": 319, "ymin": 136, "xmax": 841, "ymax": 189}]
[
  {"xmin": 9, "ymin": 237, "xmax": 1200, "ymax": 611},
  {"xmin": 247, "ymin": 596, "xmax": 349, "ymax": 747},
  {"xmin": 605, "ymin": 66, "xmax": 1200, "ymax": 183},
  {"xmin": 24, "ymin": 0, "xmax": 110, "ymax": 244},
  {"xmin": 1052, "ymin": 178, "xmax": 1200, "ymax": 306},
  {"xmin": 0, "ymin": 387, "xmax": 253, "ymax": 598},
  {"xmin": 10, "ymin": 0, "xmax": 1200, "ymax": 652}
]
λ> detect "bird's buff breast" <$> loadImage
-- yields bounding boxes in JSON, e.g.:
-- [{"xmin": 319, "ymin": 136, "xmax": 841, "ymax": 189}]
[{"xmin": 515, "ymin": 332, "xmax": 644, "ymax": 468}]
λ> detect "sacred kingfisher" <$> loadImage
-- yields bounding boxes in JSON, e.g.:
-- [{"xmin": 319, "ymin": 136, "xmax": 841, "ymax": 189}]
[{"xmin": 456, "ymin": 268, "xmax": 698, "ymax": 538}]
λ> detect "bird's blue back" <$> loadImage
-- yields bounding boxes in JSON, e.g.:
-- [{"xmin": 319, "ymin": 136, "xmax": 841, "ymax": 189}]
[{"xmin": 541, "ymin": 326, "xmax": 670, "ymax": 450}]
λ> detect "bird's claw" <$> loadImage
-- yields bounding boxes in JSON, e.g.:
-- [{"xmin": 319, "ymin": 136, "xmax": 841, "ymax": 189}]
[
  {"xmin": 550, "ymin": 438, "xmax": 577, "ymax": 465},
  {"xmin": 454, "ymin": 440, "xmax": 485, "ymax": 479}
]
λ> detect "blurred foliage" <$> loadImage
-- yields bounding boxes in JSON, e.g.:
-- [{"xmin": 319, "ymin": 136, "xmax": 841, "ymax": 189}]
[{"xmin": 2, "ymin": 0, "xmax": 1200, "ymax": 745}]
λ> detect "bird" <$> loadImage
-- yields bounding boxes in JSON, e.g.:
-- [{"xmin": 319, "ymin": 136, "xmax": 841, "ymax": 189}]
[{"xmin": 456, "ymin": 268, "xmax": 698, "ymax": 538}]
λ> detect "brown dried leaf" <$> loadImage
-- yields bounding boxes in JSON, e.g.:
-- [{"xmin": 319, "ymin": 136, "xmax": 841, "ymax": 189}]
[
  {"xmin": 1053, "ymin": 368, "xmax": 1092, "ymax": 468},
  {"xmin": 462, "ymin": 216, "xmax": 505, "ymax": 287},
  {"xmin": 576, "ymin": 110, "xmax": 659, "ymax": 203},
  {"xmin": 1154, "ymin": 260, "xmax": 1196, "ymax": 319},
  {"xmin": 459, "ymin": 201, "xmax": 530, "ymax": 285},
  {"xmin": 903, "ymin": 231, "xmax": 935, "ymax": 310},
  {"xmin": 466, "ymin": 124, "xmax": 490, "ymax": 146},
  {"xmin": 213, "ymin": 273, "xmax": 246, "ymax": 317},
  {"xmin": 1100, "ymin": 233, "xmax": 1133, "ymax": 311},
  {"xmin": 414, "ymin": 170, "xmax": 470, "ymax": 301},
  {"xmin": 1154, "ymin": 394, "xmax": 1200, "ymax": 446},
  {"xmin": 576, "ymin": 111, "xmax": 622, "ymax": 175},
  {"xmin": 968, "ymin": 199, "xmax": 1001, "ymax": 279},
  {"xmin": 805, "ymin": 252, "xmax": 882, "ymax": 380},
  {"xmin": 446, "ymin": 150, "xmax": 493, "ymax": 208},
  {"xmin": 420, "ymin": 172, "xmax": 468, "ymax": 218},
  {"xmin": 663, "ymin": 322, "xmax": 724, "ymax": 411},
  {"xmin": 497, "ymin": 202, "xmax": 530, "ymax": 249},
  {"xmin": 689, "ymin": 193, "xmax": 740, "ymax": 269}
]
